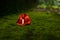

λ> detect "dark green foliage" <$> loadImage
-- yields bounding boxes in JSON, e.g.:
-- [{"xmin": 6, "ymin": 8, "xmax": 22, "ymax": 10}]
[{"xmin": 0, "ymin": 0, "xmax": 38, "ymax": 17}]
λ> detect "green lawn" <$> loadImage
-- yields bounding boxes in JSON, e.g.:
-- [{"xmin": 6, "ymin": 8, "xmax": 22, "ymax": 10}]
[{"xmin": 0, "ymin": 12, "xmax": 60, "ymax": 40}]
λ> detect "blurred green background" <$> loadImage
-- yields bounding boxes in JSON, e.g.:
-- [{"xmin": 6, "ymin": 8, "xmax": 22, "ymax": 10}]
[{"xmin": 0, "ymin": 0, "xmax": 60, "ymax": 40}]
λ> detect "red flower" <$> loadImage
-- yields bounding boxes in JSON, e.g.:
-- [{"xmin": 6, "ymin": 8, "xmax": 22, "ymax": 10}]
[{"xmin": 16, "ymin": 13, "xmax": 30, "ymax": 26}]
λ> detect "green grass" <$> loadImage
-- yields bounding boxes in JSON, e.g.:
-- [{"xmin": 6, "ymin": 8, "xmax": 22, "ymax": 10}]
[{"xmin": 0, "ymin": 12, "xmax": 60, "ymax": 40}]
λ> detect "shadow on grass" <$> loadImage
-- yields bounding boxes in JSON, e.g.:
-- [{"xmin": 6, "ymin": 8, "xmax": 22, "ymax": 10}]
[
  {"xmin": 20, "ymin": 29, "xmax": 60, "ymax": 40},
  {"xmin": 47, "ymin": 33, "xmax": 60, "ymax": 40},
  {"xmin": 20, "ymin": 29, "xmax": 35, "ymax": 40}
]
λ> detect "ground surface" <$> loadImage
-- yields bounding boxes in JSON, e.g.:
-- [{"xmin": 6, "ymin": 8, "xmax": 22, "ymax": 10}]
[{"xmin": 0, "ymin": 12, "xmax": 60, "ymax": 40}]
